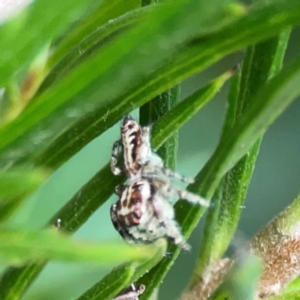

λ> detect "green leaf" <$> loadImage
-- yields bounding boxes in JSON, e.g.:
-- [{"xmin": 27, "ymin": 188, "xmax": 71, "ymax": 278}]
[
  {"xmin": 45, "ymin": 0, "xmax": 242, "ymax": 90},
  {"xmin": 140, "ymin": 84, "xmax": 181, "ymax": 170},
  {"xmin": 0, "ymin": 227, "xmax": 159, "ymax": 300},
  {"xmin": 0, "ymin": 0, "xmax": 98, "ymax": 85},
  {"xmin": 271, "ymin": 277, "xmax": 300, "ymax": 300},
  {"xmin": 39, "ymin": 0, "xmax": 144, "ymax": 93},
  {"xmin": 0, "ymin": 263, "xmax": 46, "ymax": 300},
  {"xmin": 76, "ymin": 240, "xmax": 166, "ymax": 300},
  {"xmin": 270, "ymin": 294, "xmax": 300, "ymax": 300},
  {"xmin": 0, "ymin": 0, "xmax": 240, "ymax": 165},
  {"xmin": 48, "ymin": 0, "xmax": 141, "ymax": 71},
  {"xmin": 0, "ymin": 165, "xmax": 123, "ymax": 300},
  {"xmin": 138, "ymin": 51, "xmax": 300, "ymax": 299},
  {"xmin": 276, "ymin": 193, "xmax": 300, "ymax": 236},
  {"xmin": 0, "ymin": 2, "xmax": 248, "ymax": 169},
  {"xmin": 207, "ymin": 56, "xmax": 300, "ymax": 180},
  {"xmin": 30, "ymin": 0, "xmax": 300, "ymax": 171},
  {"xmin": 0, "ymin": 167, "xmax": 49, "ymax": 222},
  {"xmin": 191, "ymin": 29, "xmax": 291, "ymax": 282},
  {"xmin": 190, "ymin": 183, "xmax": 223, "ymax": 285},
  {"xmin": 0, "ymin": 69, "xmax": 230, "ymax": 300},
  {"xmin": 151, "ymin": 68, "xmax": 236, "ymax": 151},
  {"xmin": 0, "ymin": 227, "xmax": 155, "ymax": 266},
  {"xmin": 222, "ymin": 68, "xmax": 241, "ymax": 136},
  {"xmin": 48, "ymin": 165, "xmax": 124, "ymax": 235},
  {"xmin": 0, "ymin": 168, "xmax": 48, "ymax": 200},
  {"xmin": 77, "ymin": 262, "xmax": 137, "ymax": 300},
  {"xmin": 37, "ymin": 66, "xmax": 233, "ymax": 174},
  {"xmin": 0, "ymin": 197, "xmax": 26, "ymax": 223}
]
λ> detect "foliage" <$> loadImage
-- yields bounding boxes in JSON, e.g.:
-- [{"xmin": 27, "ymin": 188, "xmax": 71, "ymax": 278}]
[{"xmin": 0, "ymin": 0, "xmax": 300, "ymax": 299}]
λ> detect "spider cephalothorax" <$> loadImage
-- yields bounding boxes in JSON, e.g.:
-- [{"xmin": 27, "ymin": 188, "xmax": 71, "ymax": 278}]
[
  {"xmin": 111, "ymin": 115, "xmax": 196, "ymax": 183},
  {"xmin": 110, "ymin": 115, "xmax": 150, "ymax": 178}
]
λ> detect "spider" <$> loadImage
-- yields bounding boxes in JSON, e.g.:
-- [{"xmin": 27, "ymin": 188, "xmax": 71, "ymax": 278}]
[
  {"xmin": 110, "ymin": 115, "xmax": 195, "ymax": 183},
  {"xmin": 110, "ymin": 115, "xmax": 209, "ymax": 250},
  {"xmin": 112, "ymin": 283, "xmax": 145, "ymax": 300},
  {"xmin": 110, "ymin": 177, "xmax": 209, "ymax": 250}
]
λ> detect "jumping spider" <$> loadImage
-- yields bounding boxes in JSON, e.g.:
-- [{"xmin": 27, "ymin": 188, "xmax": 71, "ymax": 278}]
[
  {"xmin": 110, "ymin": 115, "xmax": 209, "ymax": 250},
  {"xmin": 112, "ymin": 283, "xmax": 145, "ymax": 300}
]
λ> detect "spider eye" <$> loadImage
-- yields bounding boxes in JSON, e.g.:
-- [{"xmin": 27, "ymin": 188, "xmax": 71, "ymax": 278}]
[{"xmin": 115, "ymin": 185, "xmax": 126, "ymax": 195}]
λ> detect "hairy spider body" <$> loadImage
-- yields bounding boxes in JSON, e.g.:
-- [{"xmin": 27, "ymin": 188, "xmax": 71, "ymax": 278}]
[
  {"xmin": 111, "ymin": 178, "xmax": 195, "ymax": 250},
  {"xmin": 110, "ymin": 115, "xmax": 195, "ymax": 183},
  {"xmin": 110, "ymin": 115, "xmax": 209, "ymax": 250},
  {"xmin": 110, "ymin": 115, "xmax": 150, "ymax": 178}
]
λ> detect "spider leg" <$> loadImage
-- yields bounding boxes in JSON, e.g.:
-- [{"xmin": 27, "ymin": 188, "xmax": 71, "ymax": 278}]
[
  {"xmin": 141, "ymin": 158, "xmax": 195, "ymax": 184},
  {"xmin": 163, "ymin": 218, "xmax": 191, "ymax": 251},
  {"xmin": 173, "ymin": 186, "xmax": 209, "ymax": 207},
  {"xmin": 135, "ymin": 126, "xmax": 152, "ymax": 166},
  {"xmin": 152, "ymin": 178, "xmax": 210, "ymax": 207},
  {"xmin": 141, "ymin": 125, "xmax": 151, "ymax": 139},
  {"xmin": 151, "ymin": 193, "xmax": 191, "ymax": 251},
  {"xmin": 175, "ymin": 188, "xmax": 209, "ymax": 207},
  {"xmin": 156, "ymin": 165, "xmax": 195, "ymax": 184},
  {"xmin": 111, "ymin": 140, "xmax": 123, "ymax": 175}
]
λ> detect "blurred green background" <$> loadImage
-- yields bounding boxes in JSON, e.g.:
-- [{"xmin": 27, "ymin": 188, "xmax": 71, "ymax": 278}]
[{"xmin": 4, "ymin": 27, "xmax": 300, "ymax": 300}]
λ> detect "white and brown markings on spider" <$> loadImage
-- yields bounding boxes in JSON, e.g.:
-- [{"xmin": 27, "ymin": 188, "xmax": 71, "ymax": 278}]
[
  {"xmin": 112, "ymin": 283, "xmax": 145, "ymax": 300},
  {"xmin": 110, "ymin": 115, "xmax": 209, "ymax": 250}
]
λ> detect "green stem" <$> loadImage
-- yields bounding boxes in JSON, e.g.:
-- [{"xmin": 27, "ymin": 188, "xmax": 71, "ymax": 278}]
[
  {"xmin": 141, "ymin": 35, "xmax": 298, "ymax": 299},
  {"xmin": 140, "ymin": 85, "xmax": 180, "ymax": 169},
  {"xmin": 192, "ymin": 29, "xmax": 291, "ymax": 283}
]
